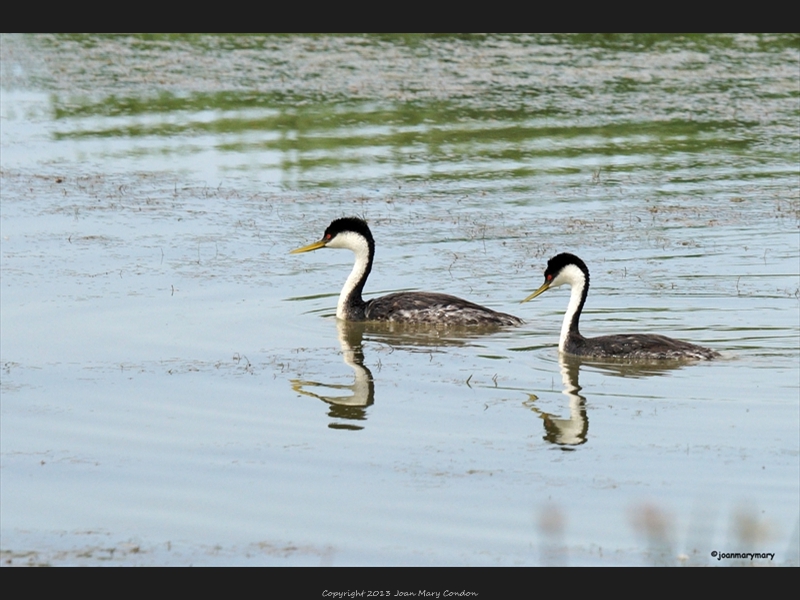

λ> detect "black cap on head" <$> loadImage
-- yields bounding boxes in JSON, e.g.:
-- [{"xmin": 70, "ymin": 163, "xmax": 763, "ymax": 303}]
[
  {"xmin": 323, "ymin": 217, "xmax": 374, "ymax": 243},
  {"xmin": 544, "ymin": 253, "xmax": 588, "ymax": 280}
]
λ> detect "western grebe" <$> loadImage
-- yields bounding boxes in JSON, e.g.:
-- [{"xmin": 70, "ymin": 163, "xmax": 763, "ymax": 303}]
[
  {"xmin": 521, "ymin": 253, "xmax": 719, "ymax": 360},
  {"xmin": 291, "ymin": 217, "xmax": 523, "ymax": 326}
]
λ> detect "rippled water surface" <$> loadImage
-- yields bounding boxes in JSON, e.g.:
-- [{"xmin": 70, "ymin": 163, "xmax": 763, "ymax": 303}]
[{"xmin": 1, "ymin": 34, "xmax": 798, "ymax": 566}]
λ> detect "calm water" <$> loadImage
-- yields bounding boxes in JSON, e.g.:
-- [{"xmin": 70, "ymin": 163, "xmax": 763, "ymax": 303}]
[{"xmin": 1, "ymin": 34, "xmax": 798, "ymax": 567}]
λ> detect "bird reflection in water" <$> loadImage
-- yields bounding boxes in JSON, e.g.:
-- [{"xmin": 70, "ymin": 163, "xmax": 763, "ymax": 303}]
[
  {"xmin": 291, "ymin": 321, "xmax": 375, "ymax": 430},
  {"xmin": 526, "ymin": 354, "xmax": 698, "ymax": 448},
  {"xmin": 291, "ymin": 320, "xmax": 511, "ymax": 430},
  {"xmin": 525, "ymin": 355, "xmax": 588, "ymax": 448}
]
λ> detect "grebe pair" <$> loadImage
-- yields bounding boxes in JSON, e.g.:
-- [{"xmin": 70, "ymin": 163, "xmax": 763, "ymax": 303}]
[{"xmin": 291, "ymin": 218, "xmax": 719, "ymax": 360}]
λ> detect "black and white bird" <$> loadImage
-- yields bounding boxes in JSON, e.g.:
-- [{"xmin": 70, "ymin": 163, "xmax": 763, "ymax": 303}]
[
  {"xmin": 522, "ymin": 253, "xmax": 719, "ymax": 360},
  {"xmin": 291, "ymin": 217, "xmax": 523, "ymax": 326}
]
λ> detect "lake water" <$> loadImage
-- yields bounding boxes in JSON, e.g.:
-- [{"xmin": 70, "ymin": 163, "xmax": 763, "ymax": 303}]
[{"xmin": 1, "ymin": 34, "xmax": 798, "ymax": 567}]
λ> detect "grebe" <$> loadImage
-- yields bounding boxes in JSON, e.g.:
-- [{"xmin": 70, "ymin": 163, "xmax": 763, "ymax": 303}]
[
  {"xmin": 291, "ymin": 217, "xmax": 523, "ymax": 326},
  {"xmin": 521, "ymin": 253, "xmax": 719, "ymax": 360}
]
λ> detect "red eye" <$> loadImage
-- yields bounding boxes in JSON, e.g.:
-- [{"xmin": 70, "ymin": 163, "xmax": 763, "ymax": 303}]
[
  {"xmin": 546, "ymin": 274, "xmax": 553, "ymax": 281},
  {"xmin": 325, "ymin": 234, "xmax": 332, "ymax": 240}
]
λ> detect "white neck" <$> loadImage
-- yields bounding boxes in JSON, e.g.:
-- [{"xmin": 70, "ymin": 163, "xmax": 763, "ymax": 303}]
[
  {"xmin": 551, "ymin": 264, "xmax": 587, "ymax": 352},
  {"xmin": 327, "ymin": 231, "xmax": 371, "ymax": 320}
]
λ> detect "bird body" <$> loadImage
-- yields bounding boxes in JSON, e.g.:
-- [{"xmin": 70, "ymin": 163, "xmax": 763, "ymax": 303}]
[
  {"xmin": 363, "ymin": 291, "xmax": 522, "ymax": 325},
  {"xmin": 522, "ymin": 253, "xmax": 719, "ymax": 360},
  {"xmin": 291, "ymin": 217, "xmax": 523, "ymax": 327}
]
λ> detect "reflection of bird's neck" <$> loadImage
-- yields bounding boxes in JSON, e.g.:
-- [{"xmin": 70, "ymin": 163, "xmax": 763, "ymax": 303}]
[
  {"xmin": 333, "ymin": 231, "xmax": 374, "ymax": 320},
  {"xmin": 558, "ymin": 264, "xmax": 589, "ymax": 352},
  {"xmin": 336, "ymin": 320, "xmax": 374, "ymax": 408},
  {"xmin": 559, "ymin": 355, "xmax": 583, "ymax": 396}
]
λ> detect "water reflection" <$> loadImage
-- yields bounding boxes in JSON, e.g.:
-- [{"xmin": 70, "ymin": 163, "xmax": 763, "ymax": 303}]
[
  {"xmin": 291, "ymin": 320, "xmax": 513, "ymax": 430},
  {"xmin": 526, "ymin": 355, "xmax": 588, "ymax": 448},
  {"xmin": 527, "ymin": 354, "xmax": 700, "ymax": 448},
  {"xmin": 291, "ymin": 321, "xmax": 375, "ymax": 431},
  {"xmin": 575, "ymin": 355, "xmax": 709, "ymax": 378},
  {"xmin": 21, "ymin": 33, "xmax": 794, "ymax": 193},
  {"xmin": 294, "ymin": 321, "xmax": 718, "ymax": 434},
  {"xmin": 360, "ymin": 320, "xmax": 515, "ymax": 349}
]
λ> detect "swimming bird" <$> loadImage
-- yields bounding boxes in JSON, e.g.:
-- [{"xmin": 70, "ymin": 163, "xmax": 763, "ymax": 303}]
[
  {"xmin": 521, "ymin": 253, "xmax": 719, "ymax": 359},
  {"xmin": 291, "ymin": 217, "xmax": 523, "ymax": 326}
]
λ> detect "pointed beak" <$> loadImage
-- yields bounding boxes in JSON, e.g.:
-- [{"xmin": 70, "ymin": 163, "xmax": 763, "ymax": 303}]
[
  {"xmin": 521, "ymin": 280, "xmax": 551, "ymax": 303},
  {"xmin": 290, "ymin": 239, "xmax": 328, "ymax": 254}
]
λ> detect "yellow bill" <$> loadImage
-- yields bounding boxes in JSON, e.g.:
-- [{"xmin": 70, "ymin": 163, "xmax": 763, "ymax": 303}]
[
  {"xmin": 290, "ymin": 239, "xmax": 328, "ymax": 254},
  {"xmin": 521, "ymin": 280, "xmax": 552, "ymax": 303}
]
